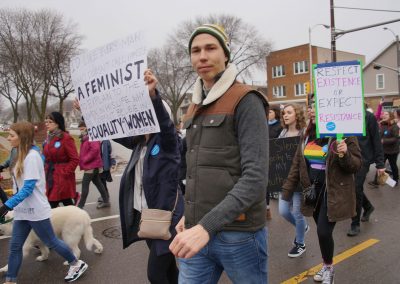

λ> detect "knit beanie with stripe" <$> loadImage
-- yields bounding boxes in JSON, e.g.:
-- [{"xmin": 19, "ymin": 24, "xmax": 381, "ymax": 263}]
[{"xmin": 188, "ymin": 24, "xmax": 231, "ymax": 62}]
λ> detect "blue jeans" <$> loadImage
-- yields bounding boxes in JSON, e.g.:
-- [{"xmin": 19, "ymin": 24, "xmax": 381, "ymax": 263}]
[
  {"xmin": 6, "ymin": 218, "xmax": 76, "ymax": 282},
  {"xmin": 178, "ymin": 227, "xmax": 268, "ymax": 284},
  {"xmin": 279, "ymin": 192, "xmax": 307, "ymax": 245}
]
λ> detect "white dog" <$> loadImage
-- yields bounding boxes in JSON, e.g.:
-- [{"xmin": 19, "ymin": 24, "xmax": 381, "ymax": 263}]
[{"xmin": 0, "ymin": 206, "xmax": 103, "ymax": 273}]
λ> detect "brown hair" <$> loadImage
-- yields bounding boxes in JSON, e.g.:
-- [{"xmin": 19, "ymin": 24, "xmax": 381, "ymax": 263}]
[
  {"xmin": 10, "ymin": 121, "xmax": 35, "ymax": 178},
  {"xmin": 281, "ymin": 104, "xmax": 306, "ymax": 130}
]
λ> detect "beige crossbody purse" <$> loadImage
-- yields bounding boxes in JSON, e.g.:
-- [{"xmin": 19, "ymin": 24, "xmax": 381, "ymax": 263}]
[{"xmin": 137, "ymin": 190, "xmax": 179, "ymax": 240}]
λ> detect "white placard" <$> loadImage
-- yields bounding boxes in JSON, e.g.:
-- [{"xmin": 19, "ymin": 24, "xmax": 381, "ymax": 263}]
[
  {"xmin": 70, "ymin": 32, "xmax": 160, "ymax": 141},
  {"xmin": 313, "ymin": 60, "xmax": 365, "ymax": 137}
]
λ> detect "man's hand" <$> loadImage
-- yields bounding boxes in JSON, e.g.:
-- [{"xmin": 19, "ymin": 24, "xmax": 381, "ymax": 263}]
[
  {"xmin": 175, "ymin": 216, "xmax": 185, "ymax": 233},
  {"xmin": 144, "ymin": 69, "xmax": 157, "ymax": 98},
  {"xmin": 169, "ymin": 224, "xmax": 210, "ymax": 259}
]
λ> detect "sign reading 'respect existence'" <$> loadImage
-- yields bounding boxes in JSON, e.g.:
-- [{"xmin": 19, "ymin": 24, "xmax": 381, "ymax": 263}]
[
  {"xmin": 313, "ymin": 60, "xmax": 365, "ymax": 138},
  {"xmin": 70, "ymin": 32, "xmax": 160, "ymax": 141}
]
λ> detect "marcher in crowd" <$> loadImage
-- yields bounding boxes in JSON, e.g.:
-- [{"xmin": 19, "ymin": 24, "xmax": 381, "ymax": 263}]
[
  {"xmin": 43, "ymin": 112, "xmax": 79, "ymax": 208},
  {"xmin": 278, "ymin": 104, "xmax": 309, "ymax": 257},
  {"xmin": 379, "ymin": 111, "xmax": 399, "ymax": 186},
  {"xmin": 266, "ymin": 105, "xmax": 282, "ymax": 218},
  {"xmin": 0, "ymin": 121, "xmax": 87, "ymax": 284},
  {"xmin": 268, "ymin": 106, "xmax": 283, "ymax": 139},
  {"xmin": 282, "ymin": 100, "xmax": 361, "ymax": 284},
  {"xmin": 0, "ymin": 147, "xmax": 17, "ymax": 203},
  {"xmin": 347, "ymin": 107, "xmax": 385, "ymax": 236},
  {"xmin": 109, "ymin": 69, "xmax": 183, "ymax": 284},
  {"xmin": 169, "ymin": 24, "xmax": 269, "ymax": 284},
  {"xmin": 97, "ymin": 140, "xmax": 116, "ymax": 205},
  {"xmin": 77, "ymin": 121, "xmax": 110, "ymax": 209}
]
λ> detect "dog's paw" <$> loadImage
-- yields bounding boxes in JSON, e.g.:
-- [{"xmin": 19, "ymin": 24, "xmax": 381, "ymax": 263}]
[
  {"xmin": 0, "ymin": 264, "xmax": 9, "ymax": 273},
  {"xmin": 94, "ymin": 247, "xmax": 103, "ymax": 254},
  {"xmin": 36, "ymin": 255, "xmax": 48, "ymax": 262}
]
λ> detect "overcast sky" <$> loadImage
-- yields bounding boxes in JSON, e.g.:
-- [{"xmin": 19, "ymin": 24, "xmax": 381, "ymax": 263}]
[{"xmin": 2, "ymin": 0, "xmax": 400, "ymax": 83}]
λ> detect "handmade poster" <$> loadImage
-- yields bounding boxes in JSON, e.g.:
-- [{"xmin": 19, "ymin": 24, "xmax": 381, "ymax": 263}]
[
  {"xmin": 267, "ymin": 136, "xmax": 300, "ymax": 192},
  {"xmin": 313, "ymin": 60, "xmax": 365, "ymax": 137},
  {"xmin": 70, "ymin": 32, "xmax": 160, "ymax": 141}
]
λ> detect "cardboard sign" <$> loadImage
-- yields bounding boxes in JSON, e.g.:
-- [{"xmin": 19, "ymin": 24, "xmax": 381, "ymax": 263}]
[
  {"xmin": 70, "ymin": 32, "xmax": 160, "ymax": 141},
  {"xmin": 267, "ymin": 136, "xmax": 300, "ymax": 192},
  {"xmin": 313, "ymin": 60, "xmax": 365, "ymax": 137}
]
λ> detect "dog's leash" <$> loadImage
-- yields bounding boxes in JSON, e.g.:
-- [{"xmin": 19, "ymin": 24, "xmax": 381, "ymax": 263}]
[{"xmin": 0, "ymin": 216, "xmax": 13, "ymax": 224}]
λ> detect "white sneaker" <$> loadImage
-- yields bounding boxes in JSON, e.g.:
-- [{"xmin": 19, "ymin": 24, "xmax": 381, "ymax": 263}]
[
  {"xmin": 65, "ymin": 260, "xmax": 88, "ymax": 282},
  {"xmin": 314, "ymin": 265, "xmax": 334, "ymax": 283},
  {"xmin": 314, "ymin": 265, "xmax": 328, "ymax": 282}
]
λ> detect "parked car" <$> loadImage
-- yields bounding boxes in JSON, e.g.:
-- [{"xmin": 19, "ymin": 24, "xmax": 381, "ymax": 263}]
[{"xmin": 69, "ymin": 122, "xmax": 79, "ymax": 129}]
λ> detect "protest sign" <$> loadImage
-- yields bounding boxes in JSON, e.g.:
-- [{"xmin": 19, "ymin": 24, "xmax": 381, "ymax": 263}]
[
  {"xmin": 267, "ymin": 136, "xmax": 300, "ymax": 192},
  {"xmin": 70, "ymin": 32, "xmax": 160, "ymax": 141},
  {"xmin": 313, "ymin": 60, "xmax": 365, "ymax": 138}
]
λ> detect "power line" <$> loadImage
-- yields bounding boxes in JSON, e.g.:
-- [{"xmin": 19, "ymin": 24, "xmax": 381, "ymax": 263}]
[{"xmin": 334, "ymin": 6, "xmax": 400, "ymax": 13}]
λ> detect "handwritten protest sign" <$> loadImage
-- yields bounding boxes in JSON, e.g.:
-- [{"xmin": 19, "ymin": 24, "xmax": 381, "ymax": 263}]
[
  {"xmin": 313, "ymin": 60, "xmax": 365, "ymax": 138},
  {"xmin": 267, "ymin": 136, "xmax": 300, "ymax": 192},
  {"xmin": 70, "ymin": 32, "xmax": 160, "ymax": 141}
]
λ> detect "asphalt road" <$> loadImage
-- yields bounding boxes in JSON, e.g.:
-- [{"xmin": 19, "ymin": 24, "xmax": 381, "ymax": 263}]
[{"xmin": 0, "ymin": 159, "xmax": 399, "ymax": 283}]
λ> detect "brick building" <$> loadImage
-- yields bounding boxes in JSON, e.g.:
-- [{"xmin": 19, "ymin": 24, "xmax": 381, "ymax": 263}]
[{"xmin": 266, "ymin": 44, "xmax": 365, "ymax": 106}]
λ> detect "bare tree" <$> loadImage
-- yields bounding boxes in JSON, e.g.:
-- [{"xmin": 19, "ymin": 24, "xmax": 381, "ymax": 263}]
[
  {"xmin": 148, "ymin": 45, "xmax": 196, "ymax": 124},
  {"xmin": 0, "ymin": 70, "xmax": 22, "ymax": 122},
  {"xmin": 150, "ymin": 14, "xmax": 272, "ymax": 121},
  {"xmin": 49, "ymin": 22, "xmax": 82, "ymax": 113},
  {"xmin": 0, "ymin": 8, "xmax": 81, "ymax": 122}
]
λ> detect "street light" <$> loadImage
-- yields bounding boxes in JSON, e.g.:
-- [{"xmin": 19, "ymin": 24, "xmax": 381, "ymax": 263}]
[
  {"xmin": 308, "ymin": 24, "xmax": 330, "ymax": 93},
  {"xmin": 383, "ymin": 27, "xmax": 400, "ymax": 96}
]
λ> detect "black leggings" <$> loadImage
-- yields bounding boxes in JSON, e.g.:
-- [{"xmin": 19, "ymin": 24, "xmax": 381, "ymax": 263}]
[
  {"xmin": 0, "ymin": 187, "xmax": 8, "ymax": 204},
  {"xmin": 385, "ymin": 153, "xmax": 399, "ymax": 182},
  {"xmin": 49, "ymin": 198, "xmax": 74, "ymax": 209},
  {"xmin": 313, "ymin": 192, "xmax": 336, "ymax": 264},
  {"xmin": 146, "ymin": 240, "xmax": 178, "ymax": 284}
]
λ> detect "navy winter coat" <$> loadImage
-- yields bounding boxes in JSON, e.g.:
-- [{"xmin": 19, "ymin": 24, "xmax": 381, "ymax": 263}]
[{"xmin": 115, "ymin": 92, "xmax": 184, "ymax": 256}]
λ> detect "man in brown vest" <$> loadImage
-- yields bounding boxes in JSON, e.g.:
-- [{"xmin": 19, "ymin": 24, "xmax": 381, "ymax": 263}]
[{"xmin": 169, "ymin": 24, "xmax": 269, "ymax": 283}]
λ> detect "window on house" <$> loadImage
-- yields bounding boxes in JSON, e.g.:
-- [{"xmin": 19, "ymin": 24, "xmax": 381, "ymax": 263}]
[
  {"xmin": 376, "ymin": 74, "xmax": 384, "ymax": 90},
  {"xmin": 272, "ymin": 65, "xmax": 285, "ymax": 78},
  {"xmin": 294, "ymin": 83, "xmax": 306, "ymax": 96},
  {"xmin": 272, "ymin": 85, "xmax": 286, "ymax": 97},
  {"xmin": 293, "ymin": 61, "xmax": 309, "ymax": 74}
]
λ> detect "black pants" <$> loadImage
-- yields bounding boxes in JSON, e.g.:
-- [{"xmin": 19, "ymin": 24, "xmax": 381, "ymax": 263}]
[
  {"xmin": 313, "ymin": 191, "xmax": 336, "ymax": 265},
  {"xmin": 385, "ymin": 153, "xmax": 399, "ymax": 182},
  {"xmin": 99, "ymin": 171, "xmax": 111, "ymax": 200},
  {"xmin": 145, "ymin": 240, "xmax": 178, "ymax": 284},
  {"xmin": 49, "ymin": 198, "xmax": 74, "ymax": 209},
  {"xmin": 78, "ymin": 170, "xmax": 109, "ymax": 208},
  {"xmin": 352, "ymin": 163, "xmax": 373, "ymax": 227}
]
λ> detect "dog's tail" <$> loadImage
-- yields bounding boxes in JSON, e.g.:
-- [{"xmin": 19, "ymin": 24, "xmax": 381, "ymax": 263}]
[{"xmin": 83, "ymin": 225, "xmax": 103, "ymax": 254}]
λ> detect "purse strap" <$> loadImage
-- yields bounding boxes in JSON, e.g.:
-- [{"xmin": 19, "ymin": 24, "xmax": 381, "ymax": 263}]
[{"xmin": 171, "ymin": 189, "xmax": 179, "ymax": 213}]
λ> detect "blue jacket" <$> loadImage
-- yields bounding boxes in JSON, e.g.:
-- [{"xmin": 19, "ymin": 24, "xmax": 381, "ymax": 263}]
[
  {"xmin": 114, "ymin": 92, "xmax": 184, "ymax": 256},
  {"xmin": 101, "ymin": 140, "xmax": 116, "ymax": 171}
]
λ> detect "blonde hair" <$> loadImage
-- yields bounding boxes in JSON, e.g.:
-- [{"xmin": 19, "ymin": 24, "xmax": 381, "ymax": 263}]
[
  {"xmin": 281, "ymin": 104, "xmax": 306, "ymax": 130},
  {"xmin": 10, "ymin": 121, "xmax": 35, "ymax": 178}
]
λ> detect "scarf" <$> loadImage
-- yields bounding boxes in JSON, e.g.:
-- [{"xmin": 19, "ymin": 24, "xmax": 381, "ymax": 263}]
[
  {"xmin": 192, "ymin": 63, "xmax": 238, "ymax": 106},
  {"xmin": 47, "ymin": 129, "xmax": 63, "ymax": 142}
]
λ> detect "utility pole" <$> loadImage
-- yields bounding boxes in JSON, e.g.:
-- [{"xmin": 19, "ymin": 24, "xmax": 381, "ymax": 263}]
[{"xmin": 330, "ymin": 0, "xmax": 337, "ymax": 62}]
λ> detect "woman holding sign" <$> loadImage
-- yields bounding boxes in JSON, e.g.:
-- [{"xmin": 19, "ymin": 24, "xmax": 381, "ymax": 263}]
[
  {"xmin": 282, "ymin": 101, "xmax": 361, "ymax": 284},
  {"xmin": 113, "ymin": 69, "xmax": 183, "ymax": 284},
  {"xmin": 277, "ymin": 104, "xmax": 308, "ymax": 258}
]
